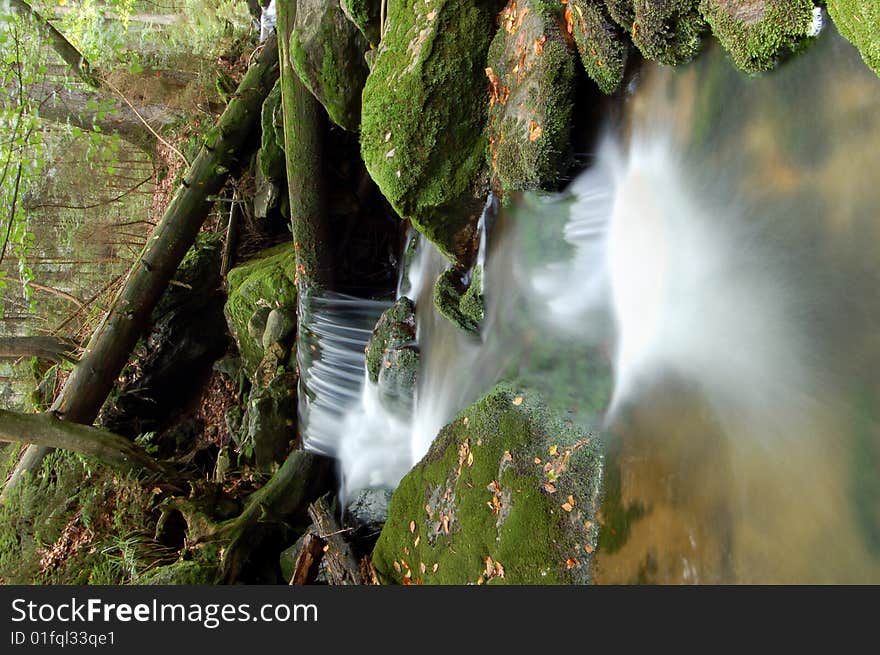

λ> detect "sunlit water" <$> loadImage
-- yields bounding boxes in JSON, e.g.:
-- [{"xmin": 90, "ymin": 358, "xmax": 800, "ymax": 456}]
[{"xmin": 302, "ymin": 24, "xmax": 880, "ymax": 582}]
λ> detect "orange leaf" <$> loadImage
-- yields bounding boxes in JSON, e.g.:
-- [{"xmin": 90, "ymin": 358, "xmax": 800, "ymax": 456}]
[
  {"xmin": 409, "ymin": 520, "xmax": 415, "ymax": 534},
  {"xmin": 565, "ymin": 558, "xmax": 580, "ymax": 569}
]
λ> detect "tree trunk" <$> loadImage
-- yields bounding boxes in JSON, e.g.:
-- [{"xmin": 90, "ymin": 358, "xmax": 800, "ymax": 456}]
[
  {"xmin": 8, "ymin": 0, "xmax": 100, "ymax": 88},
  {"xmin": 0, "ymin": 409, "xmax": 170, "ymax": 476},
  {"xmin": 27, "ymin": 81, "xmax": 176, "ymax": 153},
  {"xmin": 2, "ymin": 36, "xmax": 281, "ymax": 503},
  {"xmin": 307, "ymin": 494, "xmax": 363, "ymax": 585},
  {"xmin": 0, "ymin": 335, "xmax": 76, "ymax": 363}
]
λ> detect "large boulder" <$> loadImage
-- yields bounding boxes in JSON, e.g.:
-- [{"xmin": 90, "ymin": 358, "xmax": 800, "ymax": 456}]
[
  {"xmin": 224, "ymin": 243, "xmax": 298, "ymax": 378},
  {"xmin": 486, "ymin": 0, "xmax": 577, "ymax": 191},
  {"xmin": 700, "ymin": 0, "xmax": 820, "ymax": 73},
  {"xmin": 372, "ymin": 384, "xmax": 603, "ymax": 584},
  {"xmin": 827, "ymin": 0, "xmax": 880, "ymax": 76},
  {"xmin": 361, "ymin": 0, "xmax": 502, "ymax": 260},
  {"xmin": 565, "ymin": 0, "xmax": 629, "ymax": 94},
  {"xmin": 289, "ymin": 0, "xmax": 370, "ymax": 130}
]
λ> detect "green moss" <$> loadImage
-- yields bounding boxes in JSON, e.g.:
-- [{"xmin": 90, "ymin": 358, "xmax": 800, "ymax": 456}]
[
  {"xmin": 609, "ymin": 0, "xmax": 706, "ymax": 65},
  {"xmin": 258, "ymin": 80, "xmax": 286, "ymax": 182},
  {"xmin": 289, "ymin": 0, "xmax": 370, "ymax": 130},
  {"xmin": 433, "ymin": 267, "xmax": 484, "ymax": 334},
  {"xmin": 827, "ymin": 0, "xmax": 880, "ymax": 76},
  {"xmin": 372, "ymin": 384, "xmax": 603, "ymax": 584},
  {"xmin": 365, "ymin": 298, "xmax": 417, "ymax": 383},
  {"xmin": 224, "ymin": 243, "xmax": 298, "ymax": 378},
  {"xmin": 487, "ymin": 1, "xmax": 577, "ymax": 191},
  {"xmin": 360, "ymin": 1, "xmax": 501, "ymax": 260},
  {"xmin": 341, "ymin": 0, "xmax": 381, "ymax": 45},
  {"xmin": 138, "ymin": 559, "xmax": 217, "ymax": 585},
  {"xmin": 567, "ymin": 0, "xmax": 629, "ymax": 94},
  {"xmin": 701, "ymin": 0, "xmax": 817, "ymax": 73}
]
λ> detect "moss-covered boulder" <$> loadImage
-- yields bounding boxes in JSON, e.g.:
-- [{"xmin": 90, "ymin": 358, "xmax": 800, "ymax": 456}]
[
  {"xmin": 341, "ymin": 0, "xmax": 382, "ymax": 46},
  {"xmin": 289, "ymin": 0, "xmax": 370, "ymax": 130},
  {"xmin": 827, "ymin": 0, "xmax": 880, "ymax": 76},
  {"xmin": 365, "ymin": 298, "xmax": 419, "ymax": 413},
  {"xmin": 246, "ymin": 371, "xmax": 298, "ymax": 472},
  {"xmin": 373, "ymin": 384, "xmax": 603, "ymax": 584},
  {"xmin": 608, "ymin": 0, "xmax": 706, "ymax": 65},
  {"xmin": 224, "ymin": 243, "xmax": 298, "ymax": 378},
  {"xmin": 258, "ymin": 80, "xmax": 285, "ymax": 182},
  {"xmin": 433, "ymin": 266, "xmax": 485, "ymax": 334},
  {"xmin": 486, "ymin": 1, "xmax": 577, "ymax": 191},
  {"xmin": 565, "ymin": 0, "xmax": 629, "ymax": 94},
  {"xmin": 700, "ymin": 1, "xmax": 819, "ymax": 73},
  {"xmin": 361, "ymin": 0, "xmax": 501, "ymax": 260}
]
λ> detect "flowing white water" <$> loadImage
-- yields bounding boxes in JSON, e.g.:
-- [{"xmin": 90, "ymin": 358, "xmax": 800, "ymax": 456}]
[{"xmin": 301, "ymin": 25, "xmax": 880, "ymax": 581}]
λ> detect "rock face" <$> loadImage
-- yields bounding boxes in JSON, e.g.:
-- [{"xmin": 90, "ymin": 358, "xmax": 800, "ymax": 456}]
[
  {"xmin": 566, "ymin": 0, "xmax": 629, "ymax": 94},
  {"xmin": 289, "ymin": 0, "xmax": 370, "ymax": 130},
  {"xmin": 486, "ymin": 0, "xmax": 577, "ymax": 191},
  {"xmin": 827, "ymin": 0, "xmax": 879, "ymax": 76},
  {"xmin": 341, "ymin": 0, "xmax": 382, "ymax": 46},
  {"xmin": 372, "ymin": 384, "xmax": 603, "ymax": 584},
  {"xmin": 224, "ymin": 243, "xmax": 298, "ymax": 378},
  {"xmin": 365, "ymin": 297, "xmax": 419, "ymax": 413},
  {"xmin": 360, "ymin": 0, "xmax": 502, "ymax": 260},
  {"xmin": 700, "ymin": 0, "xmax": 818, "ymax": 73},
  {"xmin": 607, "ymin": 0, "xmax": 706, "ymax": 65}
]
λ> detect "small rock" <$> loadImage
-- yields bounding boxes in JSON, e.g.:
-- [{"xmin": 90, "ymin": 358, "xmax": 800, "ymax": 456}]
[{"xmin": 261, "ymin": 308, "xmax": 297, "ymax": 350}]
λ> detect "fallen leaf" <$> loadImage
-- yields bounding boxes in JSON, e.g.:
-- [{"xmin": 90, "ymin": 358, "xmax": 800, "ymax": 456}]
[
  {"xmin": 420, "ymin": 562, "xmax": 427, "ymax": 574},
  {"xmin": 432, "ymin": 563, "xmax": 439, "ymax": 573},
  {"xmin": 414, "ymin": 536, "xmax": 420, "ymax": 547},
  {"xmin": 502, "ymin": 451, "xmax": 513, "ymax": 463},
  {"xmin": 534, "ymin": 457, "xmax": 542, "ymax": 464},
  {"xmin": 409, "ymin": 520, "xmax": 416, "ymax": 534},
  {"xmin": 467, "ymin": 451, "xmax": 474, "ymax": 467},
  {"xmin": 561, "ymin": 501, "xmax": 573, "ymax": 512},
  {"xmin": 584, "ymin": 544, "xmax": 594, "ymax": 554},
  {"xmin": 512, "ymin": 396, "xmax": 523, "ymax": 406},
  {"xmin": 549, "ymin": 445, "xmax": 558, "ymax": 456},
  {"xmin": 584, "ymin": 520, "xmax": 593, "ymax": 530},
  {"xmin": 543, "ymin": 481, "xmax": 557, "ymax": 494},
  {"xmin": 393, "ymin": 560, "xmax": 401, "ymax": 573},
  {"xmin": 566, "ymin": 558, "xmax": 580, "ymax": 569},
  {"xmin": 404, "ymin": 546, "xmax": 410, "ymax": 556},
  {"xmin": 487, "ymin": 480, "xmax": 502, "ymax": 494},
  {"xmin": 528, "ymin": 120, "xmax": 542, "ymax": 141}
]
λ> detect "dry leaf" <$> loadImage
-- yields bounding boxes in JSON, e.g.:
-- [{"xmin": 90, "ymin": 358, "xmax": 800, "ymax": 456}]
[
  {"xmin": 565, "ymin": 558, "xmax": 580, "ymax": 569},
  {"xmin": 393, "ymin": 560, "xmax": 401, "ymax": 573},
  {"xmin": 487, "ymin": 480, "xmax": 502, "ymax": 494},
  {"xmin": 502, "ymin": 451, "xmax": 513, "ymax": 463},
  {"xmin": 420, "ymin": 562, "xmax": 427, "ymax": 574},
  {"xmin": 543, "ymin": 481, "xmax": 557, "ymax": 494},
  {"xmin": 512, "ymin": 396, "xmax": 523, "ymax": 406},
  {"xmin": 432, "ymin": 563, "xmax": 439, "ymax": 573},
  {"xmin": 549, "ymin": 445, "xmax": 558, "ymax": 456},
  {"xmin": 534, "ymin": 457, "xmax": 542, "ymax": 464},
  {"xmin": 409, "ymin": 520, "xmax": 415, "ymax": 534},
  {"xmin": 561, "ymin": 501, "xmax": 573, "ymax": 512},
  {"xmin": 584, "ymin": 543, "xmax": 594, "ymax": 554},
  {"xmin": 414, "ymin": 536, "xmax": 421, "ymax": 547},
  {"xmin": 528, "ymin": 121, "xmax": 542, "ymax": 141}
]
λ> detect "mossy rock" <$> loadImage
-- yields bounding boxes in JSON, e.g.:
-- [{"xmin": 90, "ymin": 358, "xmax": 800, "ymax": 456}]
[
  {"xmin": 487, "ymin": 1, "xmax": 577, "ymax": 191},
  {"xmin": 433, "ymin": 266, "xmax": 485, "ymax": 334},
  {"xmin": 566, "ymin": 0, "xmax": 629, "ymax": 94},
  {"xmin": 366, "ymin": 298, "xmax": 419, "ymax": 414},
  {"xmin": 361, "ymin": 0, "xmax": 502, "ymax": 260},
  {"xmin": 827, "ymin": 0, "xmax": 880, "ymax": 76},
  {"xmin": 224, "ymin": 243, "xmax": 298, "ymax": 378},
  {"xmin": 246, "ymin": 371, "xmax": 298, "ymax": 472},
  {"xmin": 138, "ymin": 560, "xmax": 217, "ymax": 585},
  {"xmin": 258, "ymin": 80, "xmax": 286, "ymax": 182},
  {"xmin": 700, "ymin": 0, "xmax": 818, "ymax": 73},
  {"xmin": 608, "ymin": 0, "xmax": 707, "ymax": 65},
  {"xmin": 341, "ymin": 0, "xmax": 381, "ymax": 46},
  {"xmin": 289, "ymin": 0, "xmax": 370, "ymax": 130},
  {"xmin": 372, "ymin": 384, "xmax": 603, "ymax": 584}
]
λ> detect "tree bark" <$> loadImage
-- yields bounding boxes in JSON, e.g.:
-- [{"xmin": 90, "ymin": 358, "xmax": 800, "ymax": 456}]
[
  {"xmin": 2, "ymin": 36, "xmax": 281, "ymax": 503},
  {"xmin": 0, "ymin": 409, "xmax": 170, "ymax": 476},
  {"xmin": 0, "ymin": 335, "xmax": 76, "ymax": 363},
  {"xmin": 307, "ymin": 494, "xmax": 363, "ymax": 585},
  {"xmin": 8, "ymin": 0, "xmax": 100, "ymax": 88}
]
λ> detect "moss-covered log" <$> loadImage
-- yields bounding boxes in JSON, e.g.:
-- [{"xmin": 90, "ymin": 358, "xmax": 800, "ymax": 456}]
[
  {"xmin": 3, "ymin": 36, "xmax": 281, "ymax": 502},
  {"xmin": 0, "ymin": 409, "xmax": 171, "ymax": 476}
]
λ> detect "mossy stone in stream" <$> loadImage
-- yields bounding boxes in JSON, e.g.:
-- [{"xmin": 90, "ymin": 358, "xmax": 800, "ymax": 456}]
[
  {"xmin": 372, "ymin": 384, "xmax": 603, "ymax": 584},
  {"xmin": 360, "ymin": 0, "xmax": 501, "ymax": 260},
  {"xmin": 224, "ymin": 243, "xmax": 298, "ymax": 379},
  {"xmin": 433, "ymin": 266, "xmax": 485, "ymax": 335},
  {"xmin": 289, "ymin": 0, "xmax": 370, "ymax": 130},
  {"xmin": 700, "ymin": 1, "xmax": 818, "ymax": 74},
  {"xmin": 566, "ymin": 0, "xmax": 629, "ymax": 94},
  {"xmin": 607, "ymin": 0, "xmax": 707, "ymax": 65},
  {"xmin": 365, "ymin": 298, "xmax": 419, "ymax": 414},
  {"xmin": 487, "ymin": 0, "xmax": 577, "ymax": 191},
  {"xmin": 827, "ymin": 0, "xmax": 880, "ymax": 76}
]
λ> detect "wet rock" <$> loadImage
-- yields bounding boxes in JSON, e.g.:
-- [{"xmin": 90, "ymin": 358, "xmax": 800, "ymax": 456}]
[
  {"xmin": 372, "ymin": 384, "xmax": 604, "ymax": 584},
  {"xmin": 224, "ymin": 405, "xmax": 244, "ymax": 445},
  {"xmin": 289, "ymin": 0, "xmax": 370, "ymax": 130},
  {"xmin": 607, "ymin": 0, "xmax": 706, "ymax": 65},
  {"xmin": 345, "ymin": 487, "xmax": 393, "ymax": 553},
  {"xmin": 261, "ymin": 307, "xmax": 297, "ymax": 350},
  {"xmin": 224, "ymin": 243, "xmax": 297, "ymax": 378},
  {"xmin": 701, "ymin": 0, "xmax": 819, "ymax": 73},
  {"xmin": 827, "ymin": 0, "xmax": 879, "ymax": 76},
  {"xmin": 361, "ymin": 0, "xmax": 501, "ymax": 260},
  {"xmin": 365, "ymin": 298, "xmax": 419, "ymax": 413},
  {"xmin": 246, "ymin": 371, "xmax": 298, "ymax": 472},
  {"xmin": 566, "ymin": 0, "xmax": 629, "ymax": 94},
  {"xmin": 487, "ymin": 0, "xmax": 577, "ymax": 191},
  {"xmin": 247, "ymin": 306, "xmax": 272, "ymax": 344},
  {"xmin": 341, "ymin": 0, "xmax": 381, "ymax": 46},
  {"xmin": 433, "ymin": 266, "xmax": 484, "ymax": 334}
]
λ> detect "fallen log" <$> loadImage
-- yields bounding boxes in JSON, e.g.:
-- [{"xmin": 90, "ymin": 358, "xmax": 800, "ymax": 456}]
[
  {"xmin": 308, "ymin": 494, "xmax": 363, "ymax": 585},
  {"xmin": 0, "ymin": 409, "xmax": 175, "ymax": 478},
  {"xmin": 0, "ymin": 335, "xmax": 77, "ymax": 363},
  {"xmin": 1, "ymin": 36, "xmax": 280, "ymax": 503}
]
